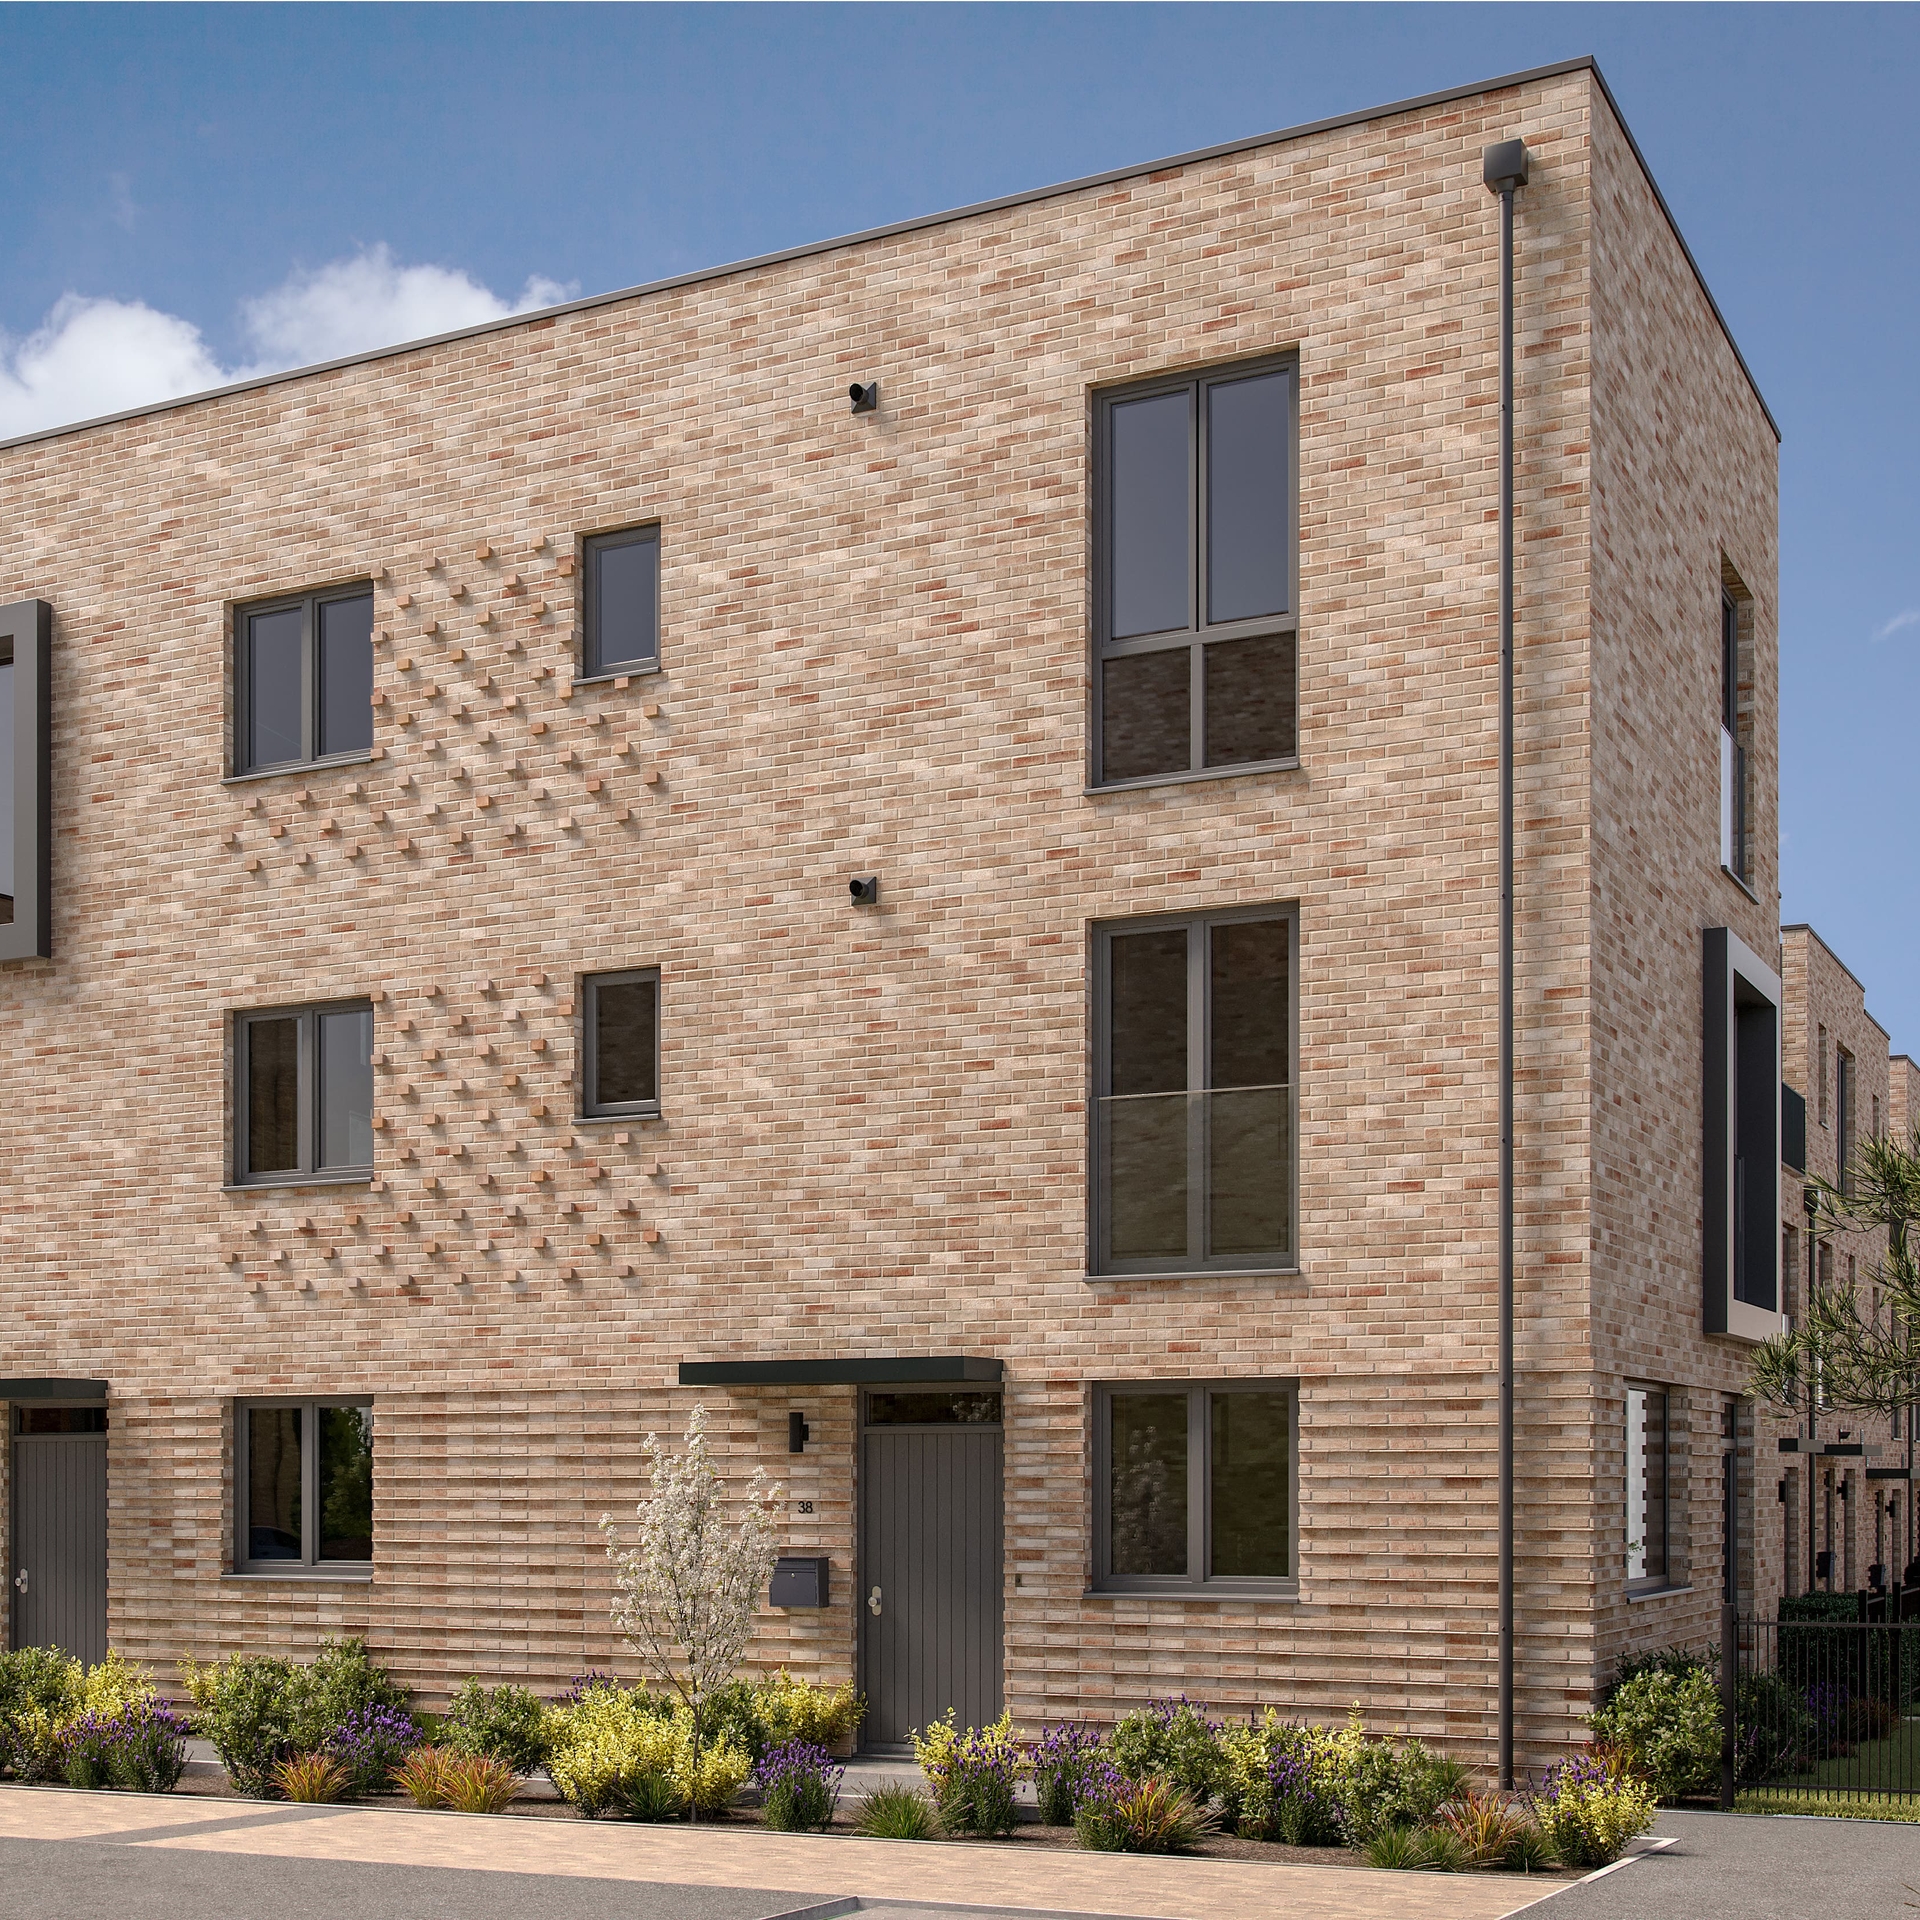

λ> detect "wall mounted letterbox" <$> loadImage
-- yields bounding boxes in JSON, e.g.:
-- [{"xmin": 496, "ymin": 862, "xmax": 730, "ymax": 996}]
[{"xmin": 770, "ymin": 1554, "xmax": 830, "ymax": 1609}]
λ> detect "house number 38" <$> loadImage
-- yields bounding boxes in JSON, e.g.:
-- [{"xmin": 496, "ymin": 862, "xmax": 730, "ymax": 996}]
[{"xmin": 796, "ymin": 1500, "xmax": 814, "ymax": 1513}]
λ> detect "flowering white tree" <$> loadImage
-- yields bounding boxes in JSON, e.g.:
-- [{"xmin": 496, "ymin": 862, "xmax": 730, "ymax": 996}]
[{"xmin": 599, "ymin": 1403, "xmax": 780, "ymax": 1792}]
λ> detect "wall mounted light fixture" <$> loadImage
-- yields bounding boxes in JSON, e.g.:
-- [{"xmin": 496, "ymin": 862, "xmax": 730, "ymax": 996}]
[
  {"xmin": 849, "ymin": 382, "xmax": 879, "ymax": 415},
  {"xmin": 788, "ymin": 1412, "xmax": 810, "ymax": 1454},
  {"xmin": 849, "ymin": 876, "xmax": 879, "ymax": 906}
]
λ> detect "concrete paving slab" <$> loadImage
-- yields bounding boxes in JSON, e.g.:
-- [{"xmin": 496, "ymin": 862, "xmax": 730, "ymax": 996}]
[{"xmin": 0, "ymin": 1783, "xmax": 1556, "ymax": 1920}]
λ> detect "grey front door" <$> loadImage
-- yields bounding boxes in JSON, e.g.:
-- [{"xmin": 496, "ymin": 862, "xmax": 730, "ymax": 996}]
[
  {"xmin": 9, "ymin": 1418, "xmax": 108, "ymax": 1663},
  {"xmin": 859, "ymin": 1389, "xmax": 1004, "ymax": 1748}
]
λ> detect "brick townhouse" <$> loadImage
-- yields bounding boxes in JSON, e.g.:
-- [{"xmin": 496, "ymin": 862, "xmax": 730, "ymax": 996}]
[
  {"xmin": 0, "ymin": 56, "xmax": 1790, "ymax": 1771},
  {"xmin": 1769, "ymin": 927, "xmax": 1907, "ymax": 1601}
]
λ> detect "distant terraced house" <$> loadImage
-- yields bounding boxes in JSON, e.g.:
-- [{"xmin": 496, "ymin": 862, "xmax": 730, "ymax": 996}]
[{"xmin": 1, "ymin": 57, "xmax": 1801, "ymax": 1775}]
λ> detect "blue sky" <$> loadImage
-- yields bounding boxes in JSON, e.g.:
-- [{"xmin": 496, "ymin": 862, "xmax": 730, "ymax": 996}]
[{"xmin": 4, "ymin": 3, "xmax": 1916, "ymax": 1054}]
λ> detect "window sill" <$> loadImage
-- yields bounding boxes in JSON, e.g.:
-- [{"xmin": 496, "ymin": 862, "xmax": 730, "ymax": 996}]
[
  {"xmin": 1086, "ymin": 756, "xmax": 1301, "ymax": 797},
  {"xmin": 1085, "ymin": 1267, "xmax": 1300, "ymax": 1283},
  {"xmin": 1721, "ymin": 864, "xmax": 1760, "ymax": 904},
  {"xmin": 572, "ymin": 666, "xmax": 663, "ymax": 690},
  {"xmin": 222, "ymin": 1569, "xmax": 372, "ymax": 1585},
  {"xmin": 573, "ymin": 1110, "xmax": 663, "ymax": 1126},
  {"xmin": 1627, "ymin": 1584, "xmax": 1693, "ymax": 1603},
  {"xmin": 223, "ymin": 1174, "xmax": 374, "ymax": 1194},
  {"xmin": 1085, "ymin": 1586, "xmax": 1299, "ymax": 1605},
  {"xmin": 224, "ymin": 752, "xmax": 379, "ymax": 786}
]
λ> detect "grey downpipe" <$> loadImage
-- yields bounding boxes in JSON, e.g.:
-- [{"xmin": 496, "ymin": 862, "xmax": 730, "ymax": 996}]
[{"xmin": 1484, "ymin": 136, "xmax": 1529, "ymax": 1793}]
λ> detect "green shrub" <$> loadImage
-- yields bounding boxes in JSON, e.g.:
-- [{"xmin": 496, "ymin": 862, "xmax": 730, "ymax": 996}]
[
  {"xmin": 1589, "ymin": 1668, "xmax": 1720, "ymax": 1804},
  {"xmin": 1597, "ymin": 1642, "xmax": 1714, "ymax": 1712},
  {"xmin": 1529, "ymin": 1754, "xmax": 1657, "ymax": 1869},
  {"xmin": 853, "ymin": 1783, "xmax": 938, "ymax": 1838},
  {"xmin": 1735, "ymin": 1670, "xmax": 1816, "ymax": 1784},
  {"xmin": 1110, "ymin": 1699, "xmax": 1224, "ymax": 1805},
  {"xmin": 443, "ymin": 1681, "xmax": 551, "ymax": 1774},
  {"xmin": 181, "ymin": 1638, "xmax": 408, "ymax": 1798},
  {"xmin": 1219, "ymin": 1714, "xmax": 1347, "ymax": 1844},
  {"xmin": 755, "ymin": 1671, "xmax": 865, "ymax": 1749},
  {"xmin": 1336, "ymin": 1734, "xmax": 1466, "ymax": 1843},
  {"xmin": 700, "ymin": 1679, "xmax": 769, "ymax": 1764},
  {"xmin": 1417, "ymin": 1827, "xmax": 1471, "ymax": 1872},
  {"xmin": 0, "ymin": 1647, "xmax": 83, "ymax": 1779},
  {"xmin": 545, "ymin": 1685, "xmax": 749, "ymax": 1819},
  {"xmin": 930, "ymin": 1720, "xmax": 1020, "ymax": 1837}
]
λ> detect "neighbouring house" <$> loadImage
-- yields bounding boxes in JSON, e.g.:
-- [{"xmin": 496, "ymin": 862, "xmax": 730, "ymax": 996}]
[{"xmin": 1, "ymin": 57, "xmax": 1798, "ymax": 1770}]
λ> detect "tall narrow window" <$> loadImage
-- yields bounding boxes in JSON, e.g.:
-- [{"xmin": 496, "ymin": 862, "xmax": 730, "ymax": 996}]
[
  {"xmin": 1818, "ymin": 1026, "xmax": 1830, "ymax": 1127},
  {"xmin": 1094, "ymin": 361, "xmax": 1297, "ymax": 786},
  {"xmin": 582, "ymin": 527, "xmax": 660, "ymax": 679},
  {"xmin": 1626, "ymin": 1384, "xmax": 1671, "ymax": 1590},
  {"xmin": 1704, "ymin": 927, "xmax": 1782, "ymax": 1337},
  {"xmin": 235, "ymin": 1399, "xmax": 373, "ymax": 1573},
  {"xmin": 1719, "ymin": 575, "xmax": 1753, "ymax": 884},
  {"xmin": 1094, "ymin": 908, "xmax": 1293, "ymax": 1275},
  {"xmin": 235, "ymin": 1001, "xmax": 374, "ymax": 1183},
  {"xmin": 236, "ymin": 585, "xmax": 375, "ymax": 774},
  {"xmin": 0, "ymin": 598, "xmax": 51, "ymax": 960},
  {"xmin": 1095, "ymin": 1381, "xmax": 1295, "ymax": 1592},
  {"xmin": 1838, "ymin": 1048, "xmax": 1856, "ymax": 1196},
  {"xmin": 582, "ymin": 968, "xmax": 660, "ymax": 1117}
]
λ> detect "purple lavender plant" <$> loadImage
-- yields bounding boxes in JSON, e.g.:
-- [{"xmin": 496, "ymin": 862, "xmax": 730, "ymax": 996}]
[
  {"xmin": 1262, "ymin": 1747, "xmax": 1343, "ymax": 1847},
  {"xmin": 754, "ymin": 1738, "xmax": 844, "ymax": 1832},
  {"xmin": 59, "ymin": 1702, "xmax": 191, "ymax": 1794},
  {"xmin": 327, "ymin": 1704, "xmax": 419, "ymax": 1796},
  {"xmin": 556, "ymin": 1672, "xmax": 619, "ymax": 1707},
  {"xmin": 937, "ymin": 1724, "xmax": 1020, "ymax": 1837},
  {"xmin": 1031, "ymin": 1722, "xmax": 1104, "ymax": 1825}
]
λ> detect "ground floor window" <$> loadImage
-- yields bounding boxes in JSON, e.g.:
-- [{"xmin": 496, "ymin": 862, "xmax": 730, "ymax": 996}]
[
  {"xmin": 1626, "ymin": 1383, "xmax": 1673, "ymax": 1591},
  {"xmin": 1092, "ymin": 1380, "xmax": 1295, "ymax": 1593},
  {"xmin": 234, "ymin": 1400, "xmax": 374, "ymax": 1573}
]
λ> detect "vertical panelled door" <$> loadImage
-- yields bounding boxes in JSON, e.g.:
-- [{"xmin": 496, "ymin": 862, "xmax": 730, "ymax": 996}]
[
  {"xmin": 9, "ymin": 1409, "xmax": 108, "ymax": 1663},
  {"xmin": 859, "ymin": 1391, "xmax": 1004, "ymax": 1748}
]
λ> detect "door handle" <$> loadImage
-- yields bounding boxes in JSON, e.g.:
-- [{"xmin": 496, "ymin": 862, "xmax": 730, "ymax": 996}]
[
  {"xmin": 868, "ymin": 1585, "xmax": 882, "ymax": 1616},
  {"xmin": 12, "ymin": 1569, "xmax": 24, "ymax": 1595}
]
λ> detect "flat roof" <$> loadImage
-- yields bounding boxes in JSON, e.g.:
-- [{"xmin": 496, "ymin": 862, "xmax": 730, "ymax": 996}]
[{"xmin": 0, "ymin": 55, "xmax": 1777, "ymax": 458}]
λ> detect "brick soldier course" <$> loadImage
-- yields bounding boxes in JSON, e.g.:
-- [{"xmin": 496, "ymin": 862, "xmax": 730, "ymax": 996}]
[{"xmin": 0, "ymin": 57, "xmax": 1811, "ymax": 1774}]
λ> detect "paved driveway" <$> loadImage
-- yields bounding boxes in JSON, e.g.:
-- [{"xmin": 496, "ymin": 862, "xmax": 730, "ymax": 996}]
[
  {"xmin": 0, "ymin": 1783, "xmax": 1550, "ymax": 1920},
  {"xmin": 1540, "ymin": 1811, "xmax": 1920, "ymax": 1920}
]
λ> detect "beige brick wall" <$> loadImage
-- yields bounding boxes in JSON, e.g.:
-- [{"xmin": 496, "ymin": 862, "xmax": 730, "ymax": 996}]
[{"xmin": 0, "ymin": 65, "xmax": 1778, "ymax": 1766}]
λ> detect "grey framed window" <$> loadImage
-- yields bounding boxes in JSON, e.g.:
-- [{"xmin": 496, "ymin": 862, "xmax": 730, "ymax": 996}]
[
  {"xmin": 1093, "ymin": 1381, "xmax": 1296, "ymax": 1593},
  {"xmin": 1703, "ymin": 927, "xmax": 1782, "ymax": 1339},
  {"xmin": 1837, "ymin": 1047, "xmax": 1855, "ymax": 1197},
  {"xmin": 583, "ymin": 968, "xmax": 660, "ymax": 1117},
  {"xmin": 1093, "ymin": 359, "xmax": 1297, "ymax": 787},
  {"xmin": 0, "ymin": 598, "xmax": 52, "ymax": 961},
  {"xmin": 235, "ymin": 584, "xmax": 374, "ymax": 774},
  {"xmin": 582, "ymin": 526, "xmax": 661, "ymax": 679},
  {"xmin": 234, "ymin": 1399, "xmax": 373, "ymax": 1573},
  {"xmin": 1092, "ymin": 906, "xmax": 1295, "ymax": 1275},
  {"xmin": 1626, "ymin": 1383, "xmax": 1671, "ymax": 1591},
  {"xmin": 234, "ymin": 1000, "xmax": 374, "ymax": 1184}
]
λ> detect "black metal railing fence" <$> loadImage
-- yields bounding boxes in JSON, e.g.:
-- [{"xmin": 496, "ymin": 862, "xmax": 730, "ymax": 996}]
[{"xmin": 1729, "ymin": 1609, "xmax": 1920, "ymax": 1801}]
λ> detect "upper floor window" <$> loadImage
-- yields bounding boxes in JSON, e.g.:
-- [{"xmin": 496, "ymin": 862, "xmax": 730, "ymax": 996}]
[
  {"xmin": 1719, "ymin": 573, "xmax": 1753, "ymax": 884},
  {"xmin": 582, "ymin": 967, "xmax": 660, "ymax": 1117},
  {"xmin": 1837, "ymin": 1047, "xmax": 1855, "ymax": 1195},
  {"xmin": 1092, "ymin": 907, "xmax": 1295, "ymax": 1275},
  {"xmin": 1093, "ymin": 361, "xmax": 1297, "ymax": 787},
  {"xmin": 582, "ymin": 527, "xmax": 660, "ymax": 679},
  {"xmin": 235, "ymin": 585, "xmax": 374, "ymax": 774},
  {"xmin": 0, "ymin": 597, "xmax": 51, "ymax": 961},
  {"xmin": 235, "ymin": 1000, "xmax": 373, "ymax": 1184}
]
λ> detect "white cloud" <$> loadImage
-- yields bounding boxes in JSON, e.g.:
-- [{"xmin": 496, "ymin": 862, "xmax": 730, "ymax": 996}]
[
  {"xmin": 0, "ymin": 246, "xmax": 574, "ymax": 440},
  {"xmin": 1872, "ymin": 607, "xmax": 1920, "ymax": 643},
  {"xmin": 239, "ymin": 244, "xmax": 572, "ymax": 370}
]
